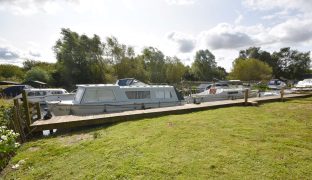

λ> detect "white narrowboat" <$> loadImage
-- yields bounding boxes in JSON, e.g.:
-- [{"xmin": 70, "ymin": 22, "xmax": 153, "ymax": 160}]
[{"xmin": 47, "ymin": 79, "xmax": 184, "ymax": 116}]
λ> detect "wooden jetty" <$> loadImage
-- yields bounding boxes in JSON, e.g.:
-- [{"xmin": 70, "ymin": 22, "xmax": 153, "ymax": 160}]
[{"xmin": 29, "ymin": 93, "xmax": 311, "ymax": 132}]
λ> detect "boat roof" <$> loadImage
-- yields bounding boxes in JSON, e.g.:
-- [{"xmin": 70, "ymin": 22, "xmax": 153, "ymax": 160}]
[
  {"xmin": 76, "ymin": 84, "xmax": 173, "ymax": 88},
  {"xmin": 116, "ymin": 78, "xmax": 147, "ymax": 86},
  {"xmin": 77, "ymin": 78, "xmax": 172, "ymax": 88},
  {"xmin": 76, "ymin": 84, "xmax": 117, "ymax": 88},
  {"xmin": 25, "ymin": 88, "xmax": 67, "ymax": 91}
]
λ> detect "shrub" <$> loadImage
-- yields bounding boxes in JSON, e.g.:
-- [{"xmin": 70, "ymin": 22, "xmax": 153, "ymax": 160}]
[
  {"xmin": 0, "ymin": 105, "xmax": 12, "ymax": 127},
  {"xmin": 253, "ymin": 83, "xmax": 269, "ymax": 91},
  {"xmin": 0, "ymin": 100, "xmax": 19, "ymax": 171},
  {"xmin": 0, "ymin": 126, "xmax": 20, "ymax": 170}
]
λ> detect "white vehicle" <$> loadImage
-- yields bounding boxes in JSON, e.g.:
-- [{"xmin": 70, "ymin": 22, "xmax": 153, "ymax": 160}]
[
  {"xmin": 47, "ymin": 79, "xmax": 184, "ymax": 116},
  {"xmin": 15, "ymin": 88, "xmax": 75, "ymax": 104},
  {"xmin": 293, "ymin": 79, "xmax": 312, "ymax": 91}
]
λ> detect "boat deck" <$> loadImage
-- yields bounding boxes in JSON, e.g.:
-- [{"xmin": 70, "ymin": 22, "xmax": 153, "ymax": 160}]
[{"xmin": 30, "ymin": 93, "xmax": 311, "ymax": 132}]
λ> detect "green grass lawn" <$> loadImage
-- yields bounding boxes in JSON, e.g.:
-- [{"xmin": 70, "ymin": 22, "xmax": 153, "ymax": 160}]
[{"xmin": 2, "ymin": 97, "xmax": 312, "ymax": 179}]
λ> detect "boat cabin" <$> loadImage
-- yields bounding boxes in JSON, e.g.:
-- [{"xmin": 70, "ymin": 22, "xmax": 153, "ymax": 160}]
[{"xmin": 73, "ymin": 84, "xmax": 180, "ymax": 105}]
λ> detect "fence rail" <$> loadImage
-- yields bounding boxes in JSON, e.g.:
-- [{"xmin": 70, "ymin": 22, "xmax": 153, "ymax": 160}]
[{"xmin": 10, "ymin": 90, "xmax": 41, "ymax": 142}]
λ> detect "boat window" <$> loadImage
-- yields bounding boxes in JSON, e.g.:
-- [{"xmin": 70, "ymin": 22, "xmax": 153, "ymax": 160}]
[
  {"xmin": 51, "ymin": 91, "xmax": 63, "ymax": 95},
  {"xmin": 227, "ymin": 91, "xmax": 238, "ymax": 94},
  {"xmin": 27, "ymin": 91, "xmax": 46, "ymax": 96},
  {"xmin": 205, "ymin": 85, "xmax": 212, "ymax": 90},
  {"xmin": 216, "ymin": 84, "xmax": 228, "ymax": 87},
  {"xmin": 38, "ymin": 91, "xmax": 47, "ymax": 96},
  {"xmin": 84, "ymin": 89, "xmax": 116, "ymax": 103},
  {"xmin": 268, "ymin": 80, "xmax": 276, "ymax": 85},
  {"xmin": 74, "ymin": 88, "xmax": 84, "ymax": 103},
  {"xmin": 156, "ymin": 91, "xmax": 172, "ymax": 99},
  {"xmin": 97, "ymin": 89, "xmax": 116, "ymax": 101},
  {"xmin": 165, "ymin": 91, "xmax": 172, "ymax": 99},
  {"xmin": 27, "ymin": 92, "xmax": 35, "ymax": 96},
  {"xmin": 125, "ymin": 91, "xmax": 150, "ymax": 99}
]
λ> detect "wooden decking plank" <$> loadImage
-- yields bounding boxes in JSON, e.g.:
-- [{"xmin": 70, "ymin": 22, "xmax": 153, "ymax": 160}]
[{"xmin": 30, "ymin": 93, "xmax": 312, "ymax": 131}]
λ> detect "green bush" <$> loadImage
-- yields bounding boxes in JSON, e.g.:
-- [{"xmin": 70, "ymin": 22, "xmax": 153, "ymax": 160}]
[
  {"xmin": 253, "ymin": 83, "xmax": 269, "ymax": 91},
  {"xmin": 0, "ymin": 100, "xmax": 19, "ymax": 170},
  {"xmin": 0, "ymin": 105, "xmax": 12, "ymax": 127},
  {"xmin": 0, "ymin": 126, "xmax": 20, "ymax": 170}
]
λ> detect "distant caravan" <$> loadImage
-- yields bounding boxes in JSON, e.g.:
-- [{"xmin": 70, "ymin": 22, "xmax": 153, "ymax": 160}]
[{"xmin": 47, "ymin": 78, "xmax": 185, "ymax": 116}]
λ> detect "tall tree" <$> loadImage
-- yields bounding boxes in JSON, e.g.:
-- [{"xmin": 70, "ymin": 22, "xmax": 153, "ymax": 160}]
[
  {"xmin": 114, "ymin": 56, "xmax": 148, "ymax": 81},
  {"xmin": 191, "ymin": 49, "xmax": 218, "ymax": 81},
  {"xmin": 272, "ymin": 47, "xmax": 311, "ymax": 80},
  {"xmin": 215, "ymin": 66, "xmax": 227, "ymax": 80},
  {"xmin": 165, "ymin": 56, "xmax": 187, "ymax": 84},
  {"xmin": 238, "ymin": 47, "xmax": 278, "ymax": 76},
  {"xmin": 142, "ymin": 47, "xmax": 167, "ymax": 83},
  {"xmin": 229, "ymin": 58, "xmax": 272, "ymax": 81},
  {"xmin": 54, "ymin": 28, "xmax": 109, "ymax": 88}
]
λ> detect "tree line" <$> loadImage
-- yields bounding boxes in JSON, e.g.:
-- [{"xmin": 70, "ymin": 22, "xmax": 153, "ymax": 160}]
[
  {"xmin": 0, "ymin": 28, "xmax": 311, "ymax": 89},
  {"xmin": 230, "ymin": 47, "xmax": 311, "ymax": 81}
]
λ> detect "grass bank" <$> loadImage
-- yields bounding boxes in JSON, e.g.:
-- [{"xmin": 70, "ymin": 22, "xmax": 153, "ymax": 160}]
[{"xmin": 2, "ymin": 97, "xmax": 312, "ymax": 179}]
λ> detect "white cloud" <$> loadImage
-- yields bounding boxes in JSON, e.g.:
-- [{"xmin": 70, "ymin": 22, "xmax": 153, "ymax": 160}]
[
  {"xmin": 0, "ymin": 0, "xmax": 78, "ymax": 15},
  {"xmin": 0, "ymin": 46, "xmax": 20, "ymax": 60},
  {"xmin": 268, "ymin": 18, "xmax": 312, "ymax": 43},
  {"xmin": 0, "ymin": 39, "xmax": 42, "ymax": 65},
  {"xmin": 242, "ymin": 0, "xmax": 312, "ymax": 12},
  {"xmin": 165, "ymin": 0, "xmax": 195, "ymax": 5},
  {"xmin": 261, "ymin": 10, "xmax": 290, "ymax": 20},
  {"xmin": 234, "ymin": 13, "xmax": 243, "ymax": 24},
  {"xmin": 198, "ymin": 23, "xmax": 256, "ymax": 50},
  {"xmin": 167, "ymin": 32, "xmax": 196, "ymax": 53}
]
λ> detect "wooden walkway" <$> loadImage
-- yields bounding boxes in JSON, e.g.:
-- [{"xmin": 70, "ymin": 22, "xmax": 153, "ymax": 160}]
[{"xmin": 30, "ymin": 93, "xmax": 312, "ymax": 132}]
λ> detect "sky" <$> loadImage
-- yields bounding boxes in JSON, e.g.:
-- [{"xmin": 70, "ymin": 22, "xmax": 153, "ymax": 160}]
[{"xmin": 0, "ymin": 0, "xmax": 312, "ymax": 71}]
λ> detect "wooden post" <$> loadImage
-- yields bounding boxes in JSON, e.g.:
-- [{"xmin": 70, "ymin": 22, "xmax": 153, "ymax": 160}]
[
  {"xmin": 244, "ymin": 89, "xmax": 249, "ymax": 105},
  {"xmin": 13, "ymin": 99, "xmax": 26, "ymax": 143},
  {"xmin": 35, "ymin": 102, "xmax": 41, "ymax": 120},
  {"xmin": 280, "ymin": 87, "xmax": 284, "ymax": 102},
  {"xmin": 12, "ymin": 107, "xmax": 26, "ymax": 143},
  {"xmin": 22, "ymin": 90, "xmax": 32, "ymax": 127}
]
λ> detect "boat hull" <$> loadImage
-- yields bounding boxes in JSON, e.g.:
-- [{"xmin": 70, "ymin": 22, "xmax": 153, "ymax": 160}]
[
  {"xmin": 185, "ymin": 89, "xmax": 258, "ymax": 103},
  {"xmin": 48, "ymin": 101, "xmax": 184, "ymax": 116}
]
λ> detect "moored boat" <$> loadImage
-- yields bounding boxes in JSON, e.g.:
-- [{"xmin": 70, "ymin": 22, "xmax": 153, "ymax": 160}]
[
  {"xmin": 47, "ymin": 79, "xmax": 184, "ymax": 116},
  {"xmin": 15, "ymin": 88, "xmax": 75, "ymax": 104},
  {"xmin": 185, "ymin": 81, "xmax": 258, "ymax": 103},
  {"xmin": 292, "ymin": 79, "xmax": 312, "ymax": 91}
]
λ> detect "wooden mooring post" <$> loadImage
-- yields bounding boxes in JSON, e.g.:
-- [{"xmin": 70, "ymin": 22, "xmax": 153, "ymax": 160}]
[
  {"xmin": 280, "ymin": 87, "xmax": 285, "ymax": 102},
  {"xmin": 244, "ymin": 89, "xmax": 249, "ymax": 105},
  {"xmin": 13, "ymin": 99, "xmax": 27, "ymax": 142},
  {"xmin": 22, "ymin": 90, "xmax": 32, "ymax": 127}
]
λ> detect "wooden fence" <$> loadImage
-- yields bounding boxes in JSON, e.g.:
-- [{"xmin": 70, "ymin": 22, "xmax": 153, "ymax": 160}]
[{"xmin": 9, "ymin": 90, "xmax": 41, "ymax": 142}]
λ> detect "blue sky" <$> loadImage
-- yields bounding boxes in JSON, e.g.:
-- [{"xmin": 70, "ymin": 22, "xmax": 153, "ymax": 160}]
[{"xmin": 0, "ymin": 0, "xmax": 312, "ymax": 71}]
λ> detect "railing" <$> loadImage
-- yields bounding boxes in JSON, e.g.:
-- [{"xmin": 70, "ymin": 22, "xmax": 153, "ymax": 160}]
[{"xmin": 10, "ymin": 90, "xmax": 42, "ymax": 142}]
